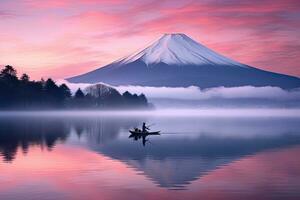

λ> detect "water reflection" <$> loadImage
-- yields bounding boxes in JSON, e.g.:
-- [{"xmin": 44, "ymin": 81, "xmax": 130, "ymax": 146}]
[
  {"xmin": 129, "ymin": 132, "xmax": 160, "ymax": 146},
  {"xmin": 95, "ymin": 130, "xmax": 300, "ymax": 189},
  {"xmin": 69, "ymin": 117, "xmax": 142, "ymax": 144},
  {"xmin": 0, "ymin": 117, "xmax": 69, "ymax": 162},
  {"xmin": 0, "ymin": 114, "xmax": 300, "ymax": 195}
]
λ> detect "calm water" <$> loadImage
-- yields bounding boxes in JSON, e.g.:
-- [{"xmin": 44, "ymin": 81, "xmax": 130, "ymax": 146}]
[{"xmin": 1, "ymin": 111, "xmax": 300, "ymax": 200}]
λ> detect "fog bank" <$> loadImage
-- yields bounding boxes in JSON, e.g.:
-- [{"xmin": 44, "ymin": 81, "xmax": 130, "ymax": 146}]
[
  {"xmin": 59, "ymin": 80, "xmax": 300, "ymax": 107},
  {"xmin": 1, "ymin": 108, "xmax": 300, "ymax": 118},
  {"xmin": 116, "ymin": 85, "xmax": 300, "ymax": 100}
]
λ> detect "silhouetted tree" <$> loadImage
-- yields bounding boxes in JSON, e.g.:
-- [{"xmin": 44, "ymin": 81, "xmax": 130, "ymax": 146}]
[
  {"xmin": 74, "ymin": 88, "xmax": 84, "ymax": 99},
  {"xmin": 20, "ymin": 73, "xmax": 30, "ymax": 83},
  {"xmin": 123, "ymin": 91, "xmax": 132, "ymax": 99},
  {"xmin": 138, "ymin": 93, "xmax": 148, "ymax": 105},
  {"xmin": 59, "ymin": 84, "xmax": 71, "ymax": 99},
  {"xmin": 0, "ymin": 65, "xmax": 17, "ymax": 79},
  {"xmin": 0, "ymin": 65, "xmax": 19, "ymax": 108},
  {"xmin": 122, "ymin": 91, "xmax": 148, "ymax": 108},
  {"xmin": 44, "ymin": 78, "xmax": 58, "ymax": 92},
  {"xmin": 0, "ymin": 66, "xmax": 149, "ymax": 110},
  {"xmin": 43, "ymin": 78, "xmax": 62, "ymax": 107}
]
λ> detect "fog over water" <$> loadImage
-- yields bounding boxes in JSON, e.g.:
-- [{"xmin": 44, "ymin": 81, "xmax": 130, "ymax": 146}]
[{"xmin": 0, "ymin": 108, "xmax": 300, "ymax": 117}]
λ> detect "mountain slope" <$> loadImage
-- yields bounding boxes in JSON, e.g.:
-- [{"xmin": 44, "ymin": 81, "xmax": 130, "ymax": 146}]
[
  {"xmin": 67, "ymin": 33, "xmax": 300, "ymax": 89},
  {"xmin": 119, "ymin": 33, "xmax": 246, "ymax": 67}
]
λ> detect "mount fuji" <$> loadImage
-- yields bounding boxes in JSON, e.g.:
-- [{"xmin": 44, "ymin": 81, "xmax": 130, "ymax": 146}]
[{"xmin": 67, "ymin": 33, "xmax": 300, "ymax": 89}]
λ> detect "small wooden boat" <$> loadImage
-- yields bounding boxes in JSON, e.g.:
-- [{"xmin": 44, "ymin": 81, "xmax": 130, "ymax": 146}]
[{"xmin": 129, "ymin": 130, "xmax": 160, "ymax": 135}]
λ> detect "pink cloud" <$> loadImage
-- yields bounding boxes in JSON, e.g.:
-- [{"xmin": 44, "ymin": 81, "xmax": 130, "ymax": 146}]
[
  {"xmin": 24, "ymin": 0, "xmax": 125, "ymax": 9},
  {"xmin": 0, "ymin": 0, "xmax": 299, "ymax": 79}
]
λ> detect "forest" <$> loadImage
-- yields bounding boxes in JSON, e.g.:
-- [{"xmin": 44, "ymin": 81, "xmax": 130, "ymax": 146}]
[{"xmin": 0, "ymin": 65, "xmax": 149, "ymax": 109}]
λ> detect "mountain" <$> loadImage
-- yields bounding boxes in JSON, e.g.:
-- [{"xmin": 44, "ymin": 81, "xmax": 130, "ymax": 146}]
[{"xmin": 67, "ymin": 33, "xmax": 300, "ymax": 89}]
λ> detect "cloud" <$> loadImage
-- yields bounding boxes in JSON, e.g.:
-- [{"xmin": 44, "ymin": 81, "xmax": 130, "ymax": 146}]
[
  {"xmin": 56, "ymin": 80, "xmax": 92, "ymax": 94},
  {"xmin": 0, "ymin": 10, "xmax": 16, "ymax": 18},
  {"xmin": 115, "ymin": 85, "xmax": 300, "ymax": 101},
  {"xmin": 1, "ymin": 0, "xmax": 300, "ymax": 79},
  {"xmin": 23, "ymin": 0, "xmax": 125, "ymax": 9},
  {"xmin": 60, "ymin": 80, "xmax": 300, "ymax": 101}
]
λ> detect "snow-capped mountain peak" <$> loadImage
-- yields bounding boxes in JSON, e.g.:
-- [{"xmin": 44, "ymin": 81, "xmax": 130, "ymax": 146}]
[
  {"xmin": 120, "ymin": 33, "xmax": 246, "ymax": 67},
  {"xmin": 68, "ymin": 33, "xmax": 300, "ymax": 89}
]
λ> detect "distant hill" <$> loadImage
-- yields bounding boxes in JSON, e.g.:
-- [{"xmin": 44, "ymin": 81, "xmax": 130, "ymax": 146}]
[
  {"xmin": 68, "ymin": 33, "xmax": 300, "ymax": 89},
  {"xmin": 84, "ymin": 83, "xmax": 149, "ymax": 108}
]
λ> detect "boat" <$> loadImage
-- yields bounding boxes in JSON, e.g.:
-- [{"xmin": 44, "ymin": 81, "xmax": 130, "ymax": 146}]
[
  {"xmin": 129, "ymin": 123, "xmax": 160, "ymax": 146},
  {"xmin": 129, "ymin": 130, "xmax": 160, "ymax": 135},
  {"xmin": 129, "ymin": 122, "xmax": 160, "ymax": 136}
]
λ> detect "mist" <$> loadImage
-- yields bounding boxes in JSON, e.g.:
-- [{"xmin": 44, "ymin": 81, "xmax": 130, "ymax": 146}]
[
  {"xmin": 116, "ymin": 85, "xmax": 300, "ymax": 100},
  {"xmin": 59, "ymin": 80, "xmax": 300, "ymax": 108},
  {"xmin": 1, "ymin": 108, "xmax": 300, "ymax": 118}
]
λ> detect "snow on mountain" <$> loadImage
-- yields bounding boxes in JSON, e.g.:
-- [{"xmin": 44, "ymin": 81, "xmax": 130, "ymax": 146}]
[
  {"xmin": 67, "ymin": 33, "xmax": 300, "ymax": 89},
  {"xmin": 119, "ymin": 33, "xmax": 246, "ymax": 67}
]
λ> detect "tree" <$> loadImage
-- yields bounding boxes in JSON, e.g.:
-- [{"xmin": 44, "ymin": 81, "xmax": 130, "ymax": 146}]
[
  {"xmin": 103, "ymin": 89, "xmax": 122, "ymax": 106},
  {"xmin": 122, "ymin": 91, "xmax": 148, "ymax": 107},
  {"xmin": 74, "ymin": 88, "xmax": 84, "ymax": 99},
  {"xmin": 0, "ymin": 65, "xmax": 19, "ymax": 108},
  {"xmin": 19, "ymin": 73, "xmax": 31, "ymax": 108},
  {"xmin": 123, "ymin": 91, "xmax": 132, "ymax": 99},
  {"xmin": 138, "ymin": 93, "xmax": 148, "ymax": 105},
  {"xmin": 20, "ymin": 73, "xmax": 30, "ymax": 83},
  {"xmin": 44, "ymin": 78, "xmax": 58, "ymax": 91},
  {"xmin": 42, "ymin": 78, "xmax": 63, "ymax": 107},
  {"xmin": 0, "ymin": 65, "xmax": 149, "ymax": 110},
  {"xmin": 0, "ymin": 65, "xmax": 17, "ymax": 78},
  {"xmin": 59, "ymin": 84, "xmax": 71, "ymax": 99}
]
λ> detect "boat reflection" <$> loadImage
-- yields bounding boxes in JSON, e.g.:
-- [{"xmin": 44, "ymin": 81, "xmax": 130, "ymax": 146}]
[
  {"xmin": 128, "ymin": 122, "xmax": 161, "ymax": 146},
  {"xmin": 129, "ymin": 131, "xmax": 160, "ymax": 146}
]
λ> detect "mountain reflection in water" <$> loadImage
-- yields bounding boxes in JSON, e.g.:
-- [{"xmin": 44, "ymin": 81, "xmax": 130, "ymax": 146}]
[{"xmin": 0, "ymin": 113, "xmax": 300, "ymax": 199}]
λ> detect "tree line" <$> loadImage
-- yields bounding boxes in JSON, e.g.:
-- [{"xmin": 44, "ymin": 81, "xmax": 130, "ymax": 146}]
[{"xmin": 0, "ymin": 65, "xmax": 149, "ymax": 109}]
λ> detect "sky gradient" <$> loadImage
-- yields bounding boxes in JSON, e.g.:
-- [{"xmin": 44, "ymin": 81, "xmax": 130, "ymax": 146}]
[{"xmin": 0, "ymin": 0, "xmax": 299, "ymax": 80}]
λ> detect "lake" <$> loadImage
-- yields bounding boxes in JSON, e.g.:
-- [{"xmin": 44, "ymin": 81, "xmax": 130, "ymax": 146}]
[{"xmin": 0, "ymin": 110, "xmax": 300, "ymax": 200}]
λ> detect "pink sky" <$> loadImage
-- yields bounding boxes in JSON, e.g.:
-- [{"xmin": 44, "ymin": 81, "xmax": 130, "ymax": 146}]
[{"xmin": 0, "ymin": 0, "xmax": 299, "ymax": 80}]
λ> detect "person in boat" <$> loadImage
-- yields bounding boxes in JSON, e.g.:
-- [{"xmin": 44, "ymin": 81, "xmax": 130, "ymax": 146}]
[
  {"xmin": 134, "ymin": 127, "xmax": 142, "ymax": 133},
  {"xmin": 142, "ymin": 122, "xmax": 150, "ymax": 132}
]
